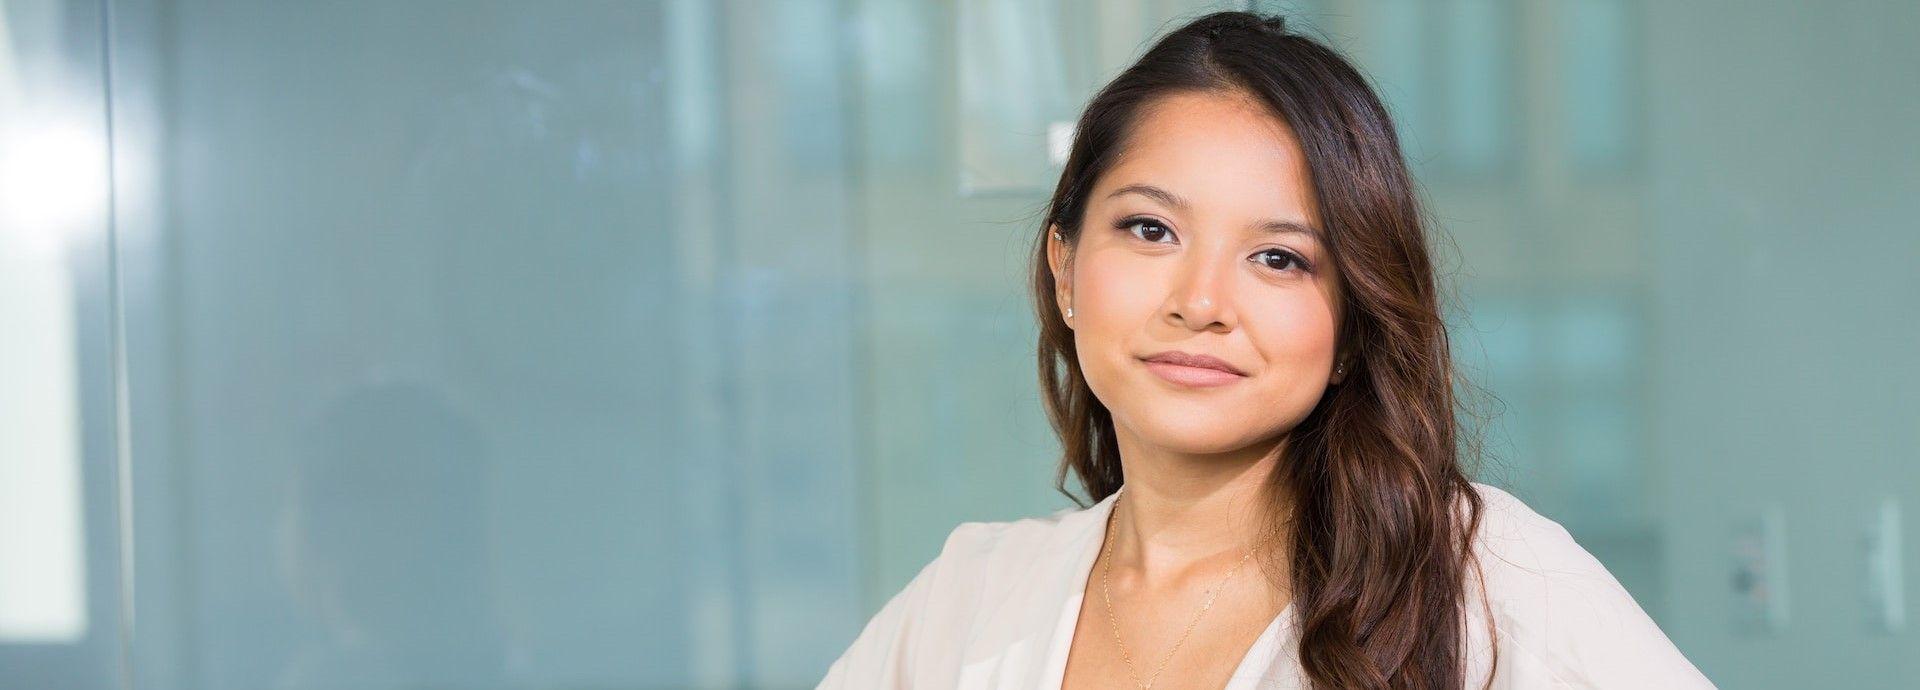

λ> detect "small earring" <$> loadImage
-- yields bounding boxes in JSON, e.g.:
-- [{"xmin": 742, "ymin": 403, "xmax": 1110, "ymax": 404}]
[{"xmin": 1066, "ymin": 306, "xmax": 1074, "ymax": 319}]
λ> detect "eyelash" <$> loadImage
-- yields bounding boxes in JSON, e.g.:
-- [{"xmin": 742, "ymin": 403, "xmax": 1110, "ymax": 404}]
[{"xmin": 1113, "ymin": 216, "xmax": 1314, "ymax": 274}]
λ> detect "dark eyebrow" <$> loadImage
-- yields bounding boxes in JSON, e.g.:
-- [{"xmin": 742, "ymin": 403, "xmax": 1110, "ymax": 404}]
[
  {"xmin": 1106, "ymin": 183, "xmax": 1324, "ymax": 241},
  {"xmin": 1108, "ymin": 183, "xmax": 1194, "ymax": 212}
]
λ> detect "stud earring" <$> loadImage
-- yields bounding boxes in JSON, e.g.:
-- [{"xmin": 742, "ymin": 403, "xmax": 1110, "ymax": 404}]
[{"xmin": 1066, "ymin": 306, "xmax": 1074, "ymax": 319}]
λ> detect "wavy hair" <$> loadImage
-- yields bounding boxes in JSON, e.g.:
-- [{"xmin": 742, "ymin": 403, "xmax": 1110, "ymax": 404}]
[{"xmin": 1029, "ymin": 10, "xmax": 1495, "ymax": 689}]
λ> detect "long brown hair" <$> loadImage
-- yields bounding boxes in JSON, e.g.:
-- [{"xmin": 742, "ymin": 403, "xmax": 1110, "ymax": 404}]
[{"xmin": 1029, "ymin": 10, "xmax": 1495, "ymax": 689}]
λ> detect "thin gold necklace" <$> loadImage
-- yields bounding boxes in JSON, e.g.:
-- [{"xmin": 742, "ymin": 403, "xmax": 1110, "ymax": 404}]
[{"xmin": 1100, "ymin": 485, "xmax": 1259, "ymax": 690}]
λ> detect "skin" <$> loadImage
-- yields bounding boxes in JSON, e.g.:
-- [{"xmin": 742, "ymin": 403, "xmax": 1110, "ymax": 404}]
[{"xmin": 1049, "ymin": 89, "xmax": 1352, "ymax": 689}]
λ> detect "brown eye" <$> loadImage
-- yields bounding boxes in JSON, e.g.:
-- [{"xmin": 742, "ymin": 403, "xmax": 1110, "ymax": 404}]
[
  {"xmin": 1117, "ymin": 217, "xmax": 1175, "ymax": 244},
  {"xmin": 1253, "ymin": 248, "xmax": 1311, "ymax": 273}
]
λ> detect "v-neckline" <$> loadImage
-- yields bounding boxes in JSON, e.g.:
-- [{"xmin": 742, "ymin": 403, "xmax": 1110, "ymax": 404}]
[{"xmin": 1043, "ymin": 489, "xmax": 1297, "ymax": 689}]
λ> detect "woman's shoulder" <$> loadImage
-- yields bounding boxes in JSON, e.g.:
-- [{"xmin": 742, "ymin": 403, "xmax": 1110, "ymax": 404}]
[
  {"xmin": 1460, "ymin": 480, "xmax": 1637, "ymax": 605},
  {"xmin": 815, "ymin": 502, "xmax": 1101, "ymax": 688},
  {"xmin": 873, "ymin": 498, "xmax": 1106, "ymax": 611},
  {"xmin": 1462, "ymin": 480, "xmax": 1581, "ymax": 556},
  {"xmin": 1459, "ymin": 479, "xmax": 1646, "ymax": 625},
  {"xmin": 943, "ymin": 501, "xmax": 1093, "ymax": 552},
  {"xmin": 1458, "ymin": 481, "xmax": 1717, "ymax": 688}
]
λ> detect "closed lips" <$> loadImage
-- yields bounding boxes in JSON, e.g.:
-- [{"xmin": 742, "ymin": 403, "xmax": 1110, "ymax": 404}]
[{"xmin": 1140, "ymin": 351, "xmax": 1245, "ymax": 375}]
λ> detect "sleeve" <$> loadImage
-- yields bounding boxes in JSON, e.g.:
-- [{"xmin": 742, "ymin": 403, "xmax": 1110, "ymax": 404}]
[
  {"xmin": 814, "ymin": 526, "xmax": 962, "ymax": 690},
  {"xmin": 1472, "ymin": 487, "xmax": 1718, "ymax": 689}
]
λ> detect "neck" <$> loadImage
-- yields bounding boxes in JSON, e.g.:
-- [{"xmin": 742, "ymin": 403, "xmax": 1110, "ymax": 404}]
[{"xmin": 1107, "ymin": 426, "xmax": 1291, "ymax": 584}]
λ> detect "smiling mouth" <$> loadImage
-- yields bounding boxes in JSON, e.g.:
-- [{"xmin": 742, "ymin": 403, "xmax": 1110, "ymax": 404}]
[{"xmin": 1140, "ymin": 359, "xmax": 1246, "ymax": 388}]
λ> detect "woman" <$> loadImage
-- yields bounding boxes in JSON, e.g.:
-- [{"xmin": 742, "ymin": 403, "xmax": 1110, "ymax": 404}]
[{"xmin": 820, "ymin": 10, "xmax": 1715, "ymax": 689}]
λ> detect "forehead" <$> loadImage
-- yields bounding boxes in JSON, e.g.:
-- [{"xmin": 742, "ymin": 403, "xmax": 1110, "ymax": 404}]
[{"xmin": 1097, "ymin": 90, "xmax": 1317, "ymax": 222}]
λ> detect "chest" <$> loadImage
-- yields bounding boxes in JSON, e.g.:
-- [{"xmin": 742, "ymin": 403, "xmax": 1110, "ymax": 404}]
[{"xmin": 1057, "ymin": 584, "xmax": 1288, "ymax": 690}]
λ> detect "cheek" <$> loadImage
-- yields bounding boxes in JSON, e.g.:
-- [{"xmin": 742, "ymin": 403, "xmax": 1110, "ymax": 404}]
[
  {"xmin": 1071, "ymin": 251, "xmax": 1167, "ymax": 330},
  {"xmin": 1068, "ymin": 253, "xmax": 1167, "ymax": 402},
  {"xmin": 1241, "ymin": 289, "xmax": 1340, "ymax": 366}
]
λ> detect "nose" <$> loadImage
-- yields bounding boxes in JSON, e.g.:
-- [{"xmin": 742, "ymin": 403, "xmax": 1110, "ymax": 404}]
[{"xmin": 1162, "ymin": 246, "xmax": 1235, "ymax": 332}]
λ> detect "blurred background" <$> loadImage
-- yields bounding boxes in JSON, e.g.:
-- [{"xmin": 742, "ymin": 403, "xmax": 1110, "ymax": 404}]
[{"xmin": 1, "ymin": 0, "xmax": 1914, "ymax": 687}]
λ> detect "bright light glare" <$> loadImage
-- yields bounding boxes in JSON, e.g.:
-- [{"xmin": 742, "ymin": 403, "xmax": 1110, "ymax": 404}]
[
  {"xmin": 0, "ymin": 112, "xmax": 96, "ymax": 642},
  {"xmin": 0, "ymin": 161, "xmax": 91, "ymax": 643},
  {"xmin": 0, "ymin": 119, "xmax": 109, "ymax": 255}
]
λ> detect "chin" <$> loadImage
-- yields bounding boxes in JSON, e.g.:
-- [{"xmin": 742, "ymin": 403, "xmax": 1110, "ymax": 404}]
[{"xmin": 1122, "ymin": 408, "xmax": 1263, "ymax": 455}]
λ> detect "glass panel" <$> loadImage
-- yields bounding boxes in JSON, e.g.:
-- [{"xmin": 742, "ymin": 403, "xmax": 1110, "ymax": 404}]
[
  {"xmin": 956, "ymin": 0, "xmax": 1074, "ymax": 194},
  {"xmin": 1439, "ymin": 0, "xmax": 1513, "ymax": 174},
  {"xmin": 102, "ymin": 0, "xmax": 861, "ymax": 687},
  {"xmin": 1561, "ymin": 0, "xmax": 1637, "ymax": 172},
  {"xmin": 0, "ymin": 2, "xmax": 121, "ymax": 689}
]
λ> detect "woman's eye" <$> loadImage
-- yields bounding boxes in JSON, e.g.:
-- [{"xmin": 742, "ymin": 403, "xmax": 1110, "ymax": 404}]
[
  {"xmin": 1120, "ymin": 218, "xmax": 1175, "ymax": 244},
  {"xmin": 1114, "ymin": 217, "xmax": 1311, "ymax": 274},
  {"xmin": 1252, "ymin": 248, "xmax": 1312, "ymax": 273}
]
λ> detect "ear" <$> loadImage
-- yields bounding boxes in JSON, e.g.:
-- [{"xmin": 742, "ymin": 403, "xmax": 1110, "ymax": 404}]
[{"xmin": 1046, "ymin": 223, "xmax": 1074, "ymax": 326}]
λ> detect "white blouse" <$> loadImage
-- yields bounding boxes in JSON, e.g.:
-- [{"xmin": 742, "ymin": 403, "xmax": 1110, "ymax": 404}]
[{"xmin": 817, "ymin": 481, "xmax": 1717, "ymax": 689}]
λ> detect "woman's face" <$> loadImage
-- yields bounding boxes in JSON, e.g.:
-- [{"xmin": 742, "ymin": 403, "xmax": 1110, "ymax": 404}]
[{"xmin": 1048, "ymin": 90, "xmax": 1348, "ymax": 456}]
